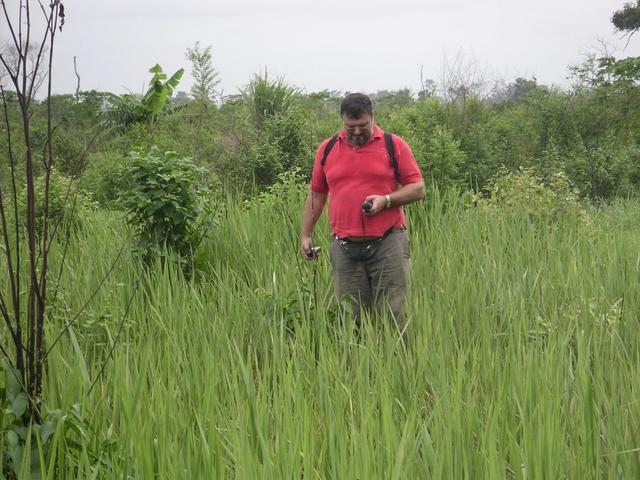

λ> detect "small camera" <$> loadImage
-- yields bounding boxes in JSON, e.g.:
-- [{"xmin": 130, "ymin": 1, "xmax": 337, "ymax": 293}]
[
  {"xmin": 308, "ymin": 246, "xmax": 321, "ymax": 258},
  {"xmin": 362, "ymin": 202, "xmax": 372, "ymax": 213}
]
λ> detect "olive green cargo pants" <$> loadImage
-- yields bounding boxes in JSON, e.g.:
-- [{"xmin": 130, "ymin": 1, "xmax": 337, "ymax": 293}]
[{"xmin": 330, "ymin": 228, "xmax": 410, "ymax": 329}]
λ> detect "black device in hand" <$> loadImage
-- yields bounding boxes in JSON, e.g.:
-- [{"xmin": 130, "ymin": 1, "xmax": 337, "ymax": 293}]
[
  {"xmin": 362, "ymin": 202, "xmax": 372, "ymax": 213},
  {"xmin": 308, "ymin": 246, "xmax": 321, "ymax": 259}
]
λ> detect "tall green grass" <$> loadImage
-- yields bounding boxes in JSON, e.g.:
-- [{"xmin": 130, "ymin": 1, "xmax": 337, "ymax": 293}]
[{"xmin": 3, "ymin": 190, "xmax": 640, "ymax": 478}]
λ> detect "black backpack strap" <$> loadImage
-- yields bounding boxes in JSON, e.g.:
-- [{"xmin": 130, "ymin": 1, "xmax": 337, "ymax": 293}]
[
  {"xmin": 384, "ymin": 131, "xmax": 400, "ymax": 182},
  {"xmin": 320, "ymin": 134, "xmax": 339, "ymax": 167}
]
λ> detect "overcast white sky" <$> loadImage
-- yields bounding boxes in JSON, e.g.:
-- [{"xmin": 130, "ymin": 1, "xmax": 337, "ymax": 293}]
[{"xmin": 9, "ymin": 0, "xmax": 640, "ymax": 96}]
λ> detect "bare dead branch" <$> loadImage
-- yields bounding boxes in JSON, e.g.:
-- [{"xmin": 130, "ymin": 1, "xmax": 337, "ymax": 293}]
[
  {"xmin": 73, "ymin": 56, "xmax": 80, "ymax": 100},
  {"xmin": 0, "ymin": 85, "xmax": 21, "ymax": 362},
  {"xmin": 0, "ymin": 1, "xmax": 22, "ymax": 54},
  {"xmin": 25, "ymin": 6, "xmax": 55, "ymax": 102},
  {"xmin": 0, "ymin": 50, "xmax": 18, "ymax": 83},
  {"xmin": 0, "ymin": 291, "xmax": 18, "ymax": 343},
  {"xmin": 39, "ymin": 120, "xmax": 63, "ymax": 172}
]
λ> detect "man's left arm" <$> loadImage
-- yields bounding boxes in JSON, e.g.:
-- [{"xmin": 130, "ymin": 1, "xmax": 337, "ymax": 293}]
[
  {"xmin": 366, "ymin": 134, "xmax": 425, "ymax": 213},
  {"xmin": 387, "ymin": 181, "xmax": 425, "ymax": 206},
  {"xmin": 364, "ymin": 180, "xmax": 425, "ymax": 214}
]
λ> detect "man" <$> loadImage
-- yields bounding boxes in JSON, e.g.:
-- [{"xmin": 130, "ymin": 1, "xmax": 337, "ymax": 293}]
[{"xmin": 300, "ymin": 93, "xmax": 425, "ymax": 327}]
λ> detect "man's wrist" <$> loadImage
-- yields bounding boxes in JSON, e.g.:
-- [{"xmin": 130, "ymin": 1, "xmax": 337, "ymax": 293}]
[{"xmin": 385, "ymin": 194, "xmax": 391, "ymax": 209}]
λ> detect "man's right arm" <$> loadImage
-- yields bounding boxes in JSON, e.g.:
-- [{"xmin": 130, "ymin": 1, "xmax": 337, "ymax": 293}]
[{"xmin": 300, "ymin": 189, "xmax": 328, "ymax": 259}]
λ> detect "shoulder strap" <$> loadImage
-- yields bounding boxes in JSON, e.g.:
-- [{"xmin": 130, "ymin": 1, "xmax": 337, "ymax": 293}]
[
  {"xmin": 320, "ymin": 134, "xmax": 339, "ymax": 167},
  {"xmin": 384, "ymin": 131, "xmax": 400, "ymax": 181}
]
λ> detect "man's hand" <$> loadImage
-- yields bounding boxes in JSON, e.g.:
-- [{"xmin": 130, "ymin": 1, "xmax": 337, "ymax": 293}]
[
  {"xmin": 300, "ymin": 236, "xmax": 316, "ymax": 260},
  {"xmin": 363, "ymin": 195, "xmax": 388, "ymax": 215},
  {"xmin": 363, "ymin": 182, "xmax": 425, "ymax": 215}
]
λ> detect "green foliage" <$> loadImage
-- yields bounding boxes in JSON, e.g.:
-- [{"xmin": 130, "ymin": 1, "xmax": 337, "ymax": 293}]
[
  {"xmin": 244, "ymin": 71, "xmax": 298, "ymax": 127},
  {"xmin": 143, "ymin": 64, "xmax": 185, "ymax": 117},
  {"xmin": 478, "ymin": 166, "xmax": 587, "ymax": 221},
  {"xmin": 24, "ymin": 57, "xmax": 640, "ymax": 202},
  {"xmin": 1, "ymin": 358, "xmax": 94, "ymax": 479},
  {"xmin": 45, "ymin": 91, "xmax": 111, "ymax": 131},
  {"xmin": 120, "ymin": 147, "xmax": 209, "ymax": 262},
  {"xmin": 214, "ymin": 97, "xmax": 315, "ymax": 189},
  {"xmin": 80, "ymin": 151, "xmax": 129, "ymax": 206},
  {"xmin": 50, "ymin": 128, "xmax": 85, "ymax": 176},
  {"xmin": 570, "ymin": 54, "xmax": 640, "ymax": 89},
  {"xmin": 370, "ymin": 89, "xmax": 414, "ymax": 113},
  {"xmin": 16, "ymin": 169, "xmax": 95, "ymax": 231},
  {"xmin": 106, "ymin": 64, "xmax": 184, "ymax": 127},
  {"xmin": 599, "ymin": 56, "xmax": 640, "ymax": 85},
  {"xmin": 566, "ymin": 136, "xmax": 640, "ymax": 200},
  {"xmin": 424, "ymin": 125, "xmax": 466, "ymax": 188},
  {"xmin": 185, "ymin": 42, "xmax": 220, "ymax": 104},
  {"xmin": 500, "ymin": 77, "xmax": 539, "ymax": 103},
  {"xmin": 485, "ymin": 105, "xmax": 538, "ymax": 169},
  {"xmin": 246, "ymin": 167, "xmax": 308, "ymax": 210}
]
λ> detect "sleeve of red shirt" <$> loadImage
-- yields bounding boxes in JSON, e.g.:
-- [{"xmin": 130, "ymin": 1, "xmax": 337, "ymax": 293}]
[
  {"xmin": 393, "ymin": 134, "xmax": 423, "ymax": 186},
  {"xmin": 310, "ymin": 138, "xmax": 330, "ymax": 193}
]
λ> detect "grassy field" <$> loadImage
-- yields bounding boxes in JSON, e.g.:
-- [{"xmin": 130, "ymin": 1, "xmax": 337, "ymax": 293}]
[{"xmin": 3, "ymin": 188, "xmax": 640, "ymax": 478}]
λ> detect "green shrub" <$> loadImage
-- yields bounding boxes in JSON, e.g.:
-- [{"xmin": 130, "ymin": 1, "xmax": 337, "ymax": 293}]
[
  {"xmin": 425, "ymin": 125, "xmax": 466, "ymax": 188},
  {"xmin": 120, "ymin": 147, "xmax": 209, "ymax": 262},
  {"xmin": 245, "ymin": 167, "xmax": 308, "ymax": 211},
  {"xmin": 80, "ymin": 151, "xmax": 129, "ymax": 206},
  {"xmin": 16, "ymin": 168, "xmax": 95, "ymax": 231},
  {"xmin": 478, "ymin": 166, "xmax": 588, "ymax": 221}
]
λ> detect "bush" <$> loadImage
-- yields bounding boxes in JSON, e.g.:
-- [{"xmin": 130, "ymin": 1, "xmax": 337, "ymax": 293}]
[
  {"xmin": 245, "ymin": 167, "xmax": 308, "ymax": 211},
  {"xmin": 16, "ymin": 168, "xmax": 95, "ymax": 231},
  {"xmin": 477, "ymin": 166, "xmax": 588, "ymax": 221},
  {"xmin": 80, "ymin": 151, "xmax": 129, "ymax": 206},
  {"xmin": 120, "ymin": 147, "xmax": 209, "ymax": 263},
  {"xmin": 425, "ymin": 125, "xmax": 466, "ymax": 188}
]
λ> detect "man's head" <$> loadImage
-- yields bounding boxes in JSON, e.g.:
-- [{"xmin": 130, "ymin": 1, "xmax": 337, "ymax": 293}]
[{"xmin": 340, "ymin": 93, "xmax": 374, "ymax": 147}]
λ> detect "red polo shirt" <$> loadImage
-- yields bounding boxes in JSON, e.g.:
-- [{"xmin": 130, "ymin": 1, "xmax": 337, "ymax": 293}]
[{"xmin": 310, "ymin": 125, "xmax": 423, "ymax": 238}]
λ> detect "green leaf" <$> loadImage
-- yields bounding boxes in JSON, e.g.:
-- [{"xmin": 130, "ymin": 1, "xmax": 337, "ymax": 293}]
[
  {"xmin": 10, "ymin": 392, "xmax": 28, "ymax": 417},
  {"xmin": 1, "ymin": 357, "xmax": 22, "ymax": 398},
  {"xmin": 68, "ymin": 326, "xmax": 90, "ymax": 385},
  {"xmin": 6, "ymin": 429, "xmax": 19, "ymax": 446}
]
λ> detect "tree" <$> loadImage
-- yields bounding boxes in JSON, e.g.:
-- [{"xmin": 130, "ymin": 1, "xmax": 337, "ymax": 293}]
[
  {"xmin": 425, "ymin": 125, "xmax": 466, "ymax": 188},
  {"xmin": 185, "ymin": 42, "xmax": 220, "ymax": 162},
  {"xmin": 185, "ymin": 42, "xmax": 220, "ymax": 104},
  {"xmin": 612, "ymin": 1, "xmax": 640, "ymax": 41},
  {"xmin": 0, "ymin": 0, "xmax": 64, "ymax": 425},
  {"xmin": 369, "ymin": 89, "xmax": 414, "ymax": 112},
  {"xmin": 501, "ymin": 77, "xmax": 538, "ymax": 104}
]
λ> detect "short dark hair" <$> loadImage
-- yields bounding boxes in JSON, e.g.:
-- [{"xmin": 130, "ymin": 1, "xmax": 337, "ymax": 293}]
[{"xmin": 340, "ymin": 93, "xmax": 373, "ymax": 118}]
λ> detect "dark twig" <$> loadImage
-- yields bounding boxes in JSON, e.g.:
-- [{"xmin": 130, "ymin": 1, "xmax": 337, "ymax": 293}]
[{"xmin": 73, "ymin": 55, "xmax": 80, "ymax": 100}]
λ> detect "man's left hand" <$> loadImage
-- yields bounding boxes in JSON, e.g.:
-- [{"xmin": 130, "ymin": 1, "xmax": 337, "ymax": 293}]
[{"xmin": 363, "ymin": 195, "xmax": 388, "ymax": 215}]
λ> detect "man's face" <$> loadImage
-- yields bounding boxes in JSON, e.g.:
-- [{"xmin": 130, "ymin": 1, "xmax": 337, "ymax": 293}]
[{"xmin": 343, "ymin": 113, "xmax": 374, "ymax": 147}]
